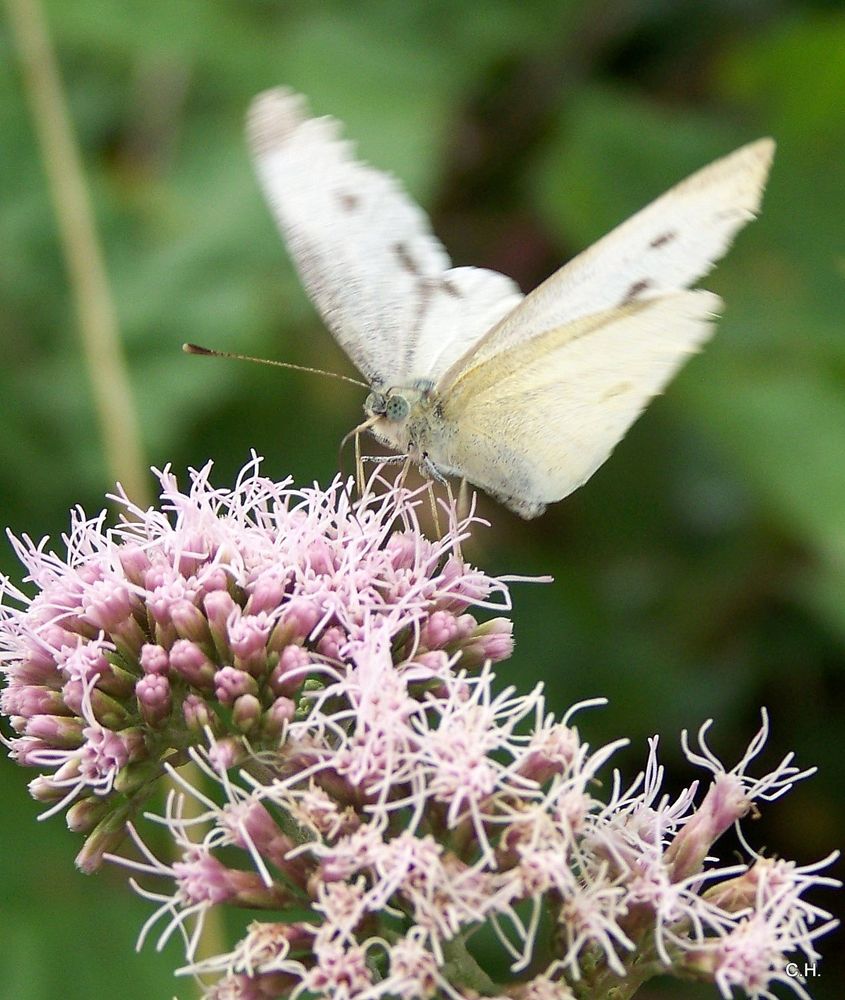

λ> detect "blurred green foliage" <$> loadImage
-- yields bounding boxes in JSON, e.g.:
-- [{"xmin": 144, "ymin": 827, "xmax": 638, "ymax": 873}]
[{"xmin": 1, "ymin": 1, "xmax": 843, "ymax": 998}]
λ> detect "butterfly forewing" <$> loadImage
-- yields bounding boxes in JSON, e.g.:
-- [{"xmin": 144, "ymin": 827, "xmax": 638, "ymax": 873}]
[
  {"xmin": 436, "ymin": 139, "xmax": 774, "ymax": 391},
  {"xmin": 248, "ymin": 88, "xmax": 522, "ymax": 389}
]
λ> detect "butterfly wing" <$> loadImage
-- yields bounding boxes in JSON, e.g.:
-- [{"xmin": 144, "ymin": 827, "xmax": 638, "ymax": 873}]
[
  {"xmin": 248, "ymin": 88, "xmax": 523, "ymax": 389},
  {"xmin": 437, "ymin": 139, "xmax": 774, "ymax": 388},
  {"xmin": 430, "ymin": 291, "xmax": 721, "ymax": 518}
]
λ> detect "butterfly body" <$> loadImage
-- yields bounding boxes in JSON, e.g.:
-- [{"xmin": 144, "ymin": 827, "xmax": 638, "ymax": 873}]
[{"xmin": 248, "ymin": 87, "xmax": 774, "ymax": 518}]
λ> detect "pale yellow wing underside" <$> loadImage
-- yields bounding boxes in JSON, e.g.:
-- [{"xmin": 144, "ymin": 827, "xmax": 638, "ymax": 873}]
[{"xmin": 434, "ymin": 290, "xmax": 721, "ymax": 518}]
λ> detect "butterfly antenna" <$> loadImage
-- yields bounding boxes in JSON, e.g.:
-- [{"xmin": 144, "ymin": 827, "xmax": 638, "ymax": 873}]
[{"xmin": 183, "ymin": 343, "xmax": 368, "ymax": 389}]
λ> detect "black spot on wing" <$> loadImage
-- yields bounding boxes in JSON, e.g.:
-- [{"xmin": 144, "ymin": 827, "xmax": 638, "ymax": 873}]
[
  {"xmin": 337, "ymin": 191, "xmax": 360, "ymax": 212},
  {"xmin": 621, "ymin": 278, "xmax": 652, "ymax": 305},
  {"xmin": 393, "ymin": 242, "xmax": 420, "ymax": 276},
  {"xmin": 649, "ymin": 231, "xmax": 676, "ymax": 249},
  {"xmin": 440, "ymin": 279, "xmax": 462, "ymax": 298}
]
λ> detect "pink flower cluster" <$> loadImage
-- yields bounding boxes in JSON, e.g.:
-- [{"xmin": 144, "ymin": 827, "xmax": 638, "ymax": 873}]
[
  {"xmin": 0, "ymin": 460, "xmax": 838, "ymax": 1000},
  {"xmin": 0, "ymin": 457, "xmax": 512, "ymax": 871},
  {"xmin": 126, "ymin": 691, "xmax": 837, "ymax": 1000}
]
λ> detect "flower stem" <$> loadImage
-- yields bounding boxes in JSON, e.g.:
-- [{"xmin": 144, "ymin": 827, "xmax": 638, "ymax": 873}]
[
  {"xmin": 4, "ymin": 0, "xmax": 151, "ymax": 507},
  {"xmin": 441, "ymin": 935, "xmax": 498, "ymax": 995}
]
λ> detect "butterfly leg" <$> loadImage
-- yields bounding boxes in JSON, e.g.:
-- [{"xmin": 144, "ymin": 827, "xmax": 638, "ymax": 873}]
[
  {"xmin": 416, "ymin": 453, "xmax": 449, "ymax": 539},
  {"xmin": 426, "ymin": 480, "xmax": 443, "ymax": 540},
  {"xmin": 354, "ymin": 429, "xmax": 365, "ymax": 498},
  {"xmin": 339, "ymin": 415, "xmax": 381, "ymax": 499},
  {"xmin": 419, "ymin": 453, "xmax": 447, "ymax": 484},
  {"xmin": 360, "ymin": 454, "xmax": 408, "ymax": 465},
  {"xmin": 397, "ymin": 455, "xmax": 412, "ymax": 489},
  {"xmin": 444, "ymin": 479, "xmax": 464, "ymax": 560},
  {"xmin": 337, "ymin": 435, "xmax": 355, "ymax": 504},
  {"xmin": 458, "ymin": 478, "xmax": 471, "ymax": 522}
]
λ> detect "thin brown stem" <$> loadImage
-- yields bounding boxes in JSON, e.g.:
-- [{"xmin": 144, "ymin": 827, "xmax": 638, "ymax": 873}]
[
  {"xmin": 4, "ymin": 2, "xmax": 231, "ymax": 983},
  {"xmin": 5, "ymin": 0, "xmax": 150, "ymax": 507}
]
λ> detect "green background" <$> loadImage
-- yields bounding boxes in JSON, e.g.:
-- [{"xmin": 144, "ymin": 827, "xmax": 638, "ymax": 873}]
[{"xmin": 1, "ymin": 1, "xmax": 842, "ymax": 997}]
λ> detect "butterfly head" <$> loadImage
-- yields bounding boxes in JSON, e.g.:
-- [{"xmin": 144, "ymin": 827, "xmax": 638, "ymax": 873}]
[
  {"xmin": 362, "ymin": 386, "xmax": 433, "ymax": 456},
  {"xmin": 364, "ymin": 390, "xmax": 410, "ymax": 423}
]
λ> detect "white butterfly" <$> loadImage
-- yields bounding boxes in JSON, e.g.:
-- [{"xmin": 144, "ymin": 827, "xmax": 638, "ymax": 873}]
[{"xmin": 248, "ymin": 87, "xmax": 774, "ymax": 518}]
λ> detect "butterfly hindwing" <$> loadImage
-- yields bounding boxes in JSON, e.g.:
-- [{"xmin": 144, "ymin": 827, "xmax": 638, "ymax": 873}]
[{"xmin": 433, "ymin": 291, "xmax": 721, "ymax": 517}]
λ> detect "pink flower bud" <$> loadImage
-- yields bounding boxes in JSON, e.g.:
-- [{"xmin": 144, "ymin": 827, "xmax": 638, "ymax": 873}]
[
  {"xmin": 204, "ymin": 589, "xmax": 237, "ymax": 657},
  {"xmin": 137, "ymin": 674, "xmax": 172, "ymax": 726},
  {"xmin": 76, "ymin": 687, "xmax": 131, "ymax": 730},
  {"xmin": 437, "ymin": 556, "xmax": 492, "ymax": 610},
  {"xmin": 61, "ymin": 678, "xmax": 85, "ymax": 715},
  {"xmin": 174, "ymin": 847, "xmax": 294, "ymax": 909},
  {"xmin": 385, "ymin": 532, "xmax": 419, "ymax": 570},
  {"xmin": 169, "ymin": 639, "xmax": 215, "ymax": 690},
  {"xmin": 148, "ymin": 581, "xmax": 193, "ymax": 625},
  {"xmin": 270, "ymin": 644, "xmax": 312, "ymax": 696},
  {"xmin": 419, "ymin": 610, "xmax": 461, "ymax": 649},
  {"xmin": 83, "ymin": 581, "xmax": 135, "ymax": 632},
  {"xmin": 518, "ymin": 722, "xmax": 580, "ymax": 783},
  {"xmin": 9, "ymin": 736, "xmax": 56, "ymax": 765},
  {"xmin": 264, "ymin": 696, "xmax": 296, "ymax": 735},
  {"xmin": 56, "ymin": 642, "xmax": 110, "ymax": 686},
  {"xmin": 25, "ymin": 714, "xmax": 84, "ymax": 747},
  {"xmin": 269, "ymin": 598, "xmax": 320, "ymax": 649},
  {"xmin": 12, "ymin": 654, "xmax": 60, "ymax": 687},
  {"xmin": 459, "ymin": 617, "xmax": 514, "ymax": 667},
  {"xmin": 197, "ymin": 566, "xmax": 230, "ymax": 596},
  {"xmin": 174, "ymin": 533, "xmax": 207, "ymax": 577},
  {"xmin": 108, "ymin": 615, "xmax": 146, "ymax": 659},
  {"xmin": 207, "ymin": 736, "xmax": 247, "ymax": 770},
  {"xmin": 665, "ymin": 774, "xmax": 751, "ymax": 881},
  {"xmin": 237, "ymin": 803, "xmax": 301, "ymax": 877},
  {"xmin": 245, "ymin": 570, "xmax": 289, "ymax": 615},
  {"xmin": 28, "ymin": 775, "xmax": 67, "ymax": 802},
  {"xmin": 118, "ymin": 544, "xmax": 150, "ymax": 584},
  {"xmin": 214, "ymin": 666, "xmax": 258, "ymax": 706},
  {"xmin": 229, "ymin": 612, "xmax": 273, "ymax": 662},
  {"xmin": 153, "ymin": 620, "xmax": 176, "ymax": 650},
  {"xmin": 170, "ymin": 598, "xmax": 210, "ymax": 643},
  {"xmin": 183, "ymin": 693, "xmax": 212, "ymax": 731},
  {"xmin": 79, "ymin": 725, "xmax": 129, "ymax": 778},
  {"xmin": 75, "ymin": 824, "xmax": 128, "ymax": 874},
  {"xmin": 316, "ymin": 625, "xmax": 347, "ymax": 660},
  {"xmin": 411, "ymin": 650, "xmax": 450, "ymax": 674},
  {"xmin": 21, "ymin": 626, "xmax": 72, "ymax": 673},
  {"xmin": 306, "ymin": 539, "xmax": 336, "ymax": 575},
  {"xmin": 66, "ymin": 796, "xmax": 109, "ymax": 833},
  {"xmin": 140, "ymin": 643, "xmax": 169, "ymax": 675},
  {"xmin": 2, "ymin": 683, "xmax": 67, "ymax": 719},
  {"xmin": 233, "ymin": 694, "xmax": 262, "ymax": 732},
  {"xmin": 143, "ymin": 565, "xmax": 169, "ymax": 592}
]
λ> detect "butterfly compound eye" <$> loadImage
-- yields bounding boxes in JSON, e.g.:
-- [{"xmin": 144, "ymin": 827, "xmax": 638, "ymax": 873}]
[
  {"xmin": 385, "ymin": 395, "xmax": 410, "ymax": 422},
  {"xmin": 364, "ymin": 392, "xmax": 387, "ymax": 416}
]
